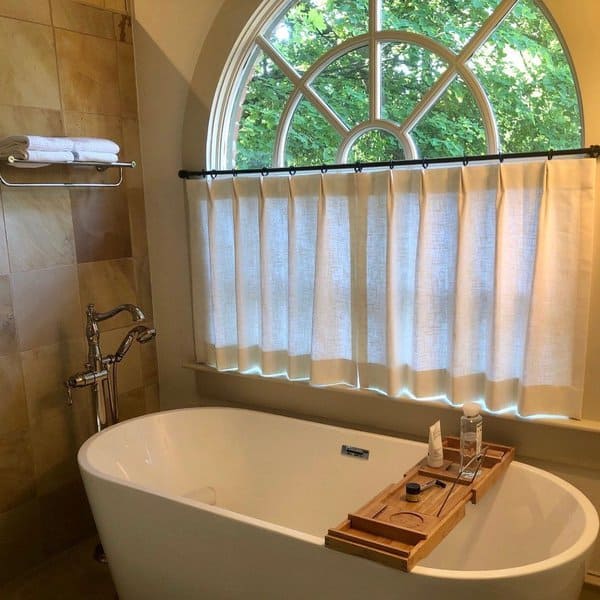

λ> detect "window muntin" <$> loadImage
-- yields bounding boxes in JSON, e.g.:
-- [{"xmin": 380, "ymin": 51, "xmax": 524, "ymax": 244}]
[
  {"xmin": 213, "ymin": 0, "xmax": 581, "ymax": 169},
  {"xmin": 468, "ymin": 1, "xmax": 581, "ymax": 152},
  {"xmin": 267, "ymin": 0, "xmax": 370, "ymax": 74},
  {"xmin": 380, "ymin": 43, "xmax": 448, "ymax": 126},
  {"xmin": 235, "ymin": 52, "xmax": 294, "ymax": 170},
  {"xmin": 381, "ymin": 0, "xmax": 502, "ymax": 54},
  {"xmin": 311, "ymin": 47, "xmax": 370, "ymax": 128}
]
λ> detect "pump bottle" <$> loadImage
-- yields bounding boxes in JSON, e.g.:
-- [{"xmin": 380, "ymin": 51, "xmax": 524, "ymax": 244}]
[{"xmin": 460, "ymin": 402, "xmax": 482, "ymax": 478}]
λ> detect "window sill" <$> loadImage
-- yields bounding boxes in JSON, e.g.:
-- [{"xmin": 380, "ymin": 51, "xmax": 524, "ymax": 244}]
[{"xmin": 183, "ymin": 362, "xmax": 600, "ymax": 435}]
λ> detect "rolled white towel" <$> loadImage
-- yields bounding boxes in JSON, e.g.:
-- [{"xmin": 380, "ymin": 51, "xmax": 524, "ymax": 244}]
[
  {"xmin": 0, "ymin": 135, "xmax": 74, "ymax": 153},
  {"xmin": 71, "ymin": 138, "xmax": 120, "ymax": 154},
  {"xmin": 6, "ymin": 150, "xmax": 75, "ymax": 167},
  {"xmin": 72, "ymin": 151, "xmax": 119, "ymax": 163}
]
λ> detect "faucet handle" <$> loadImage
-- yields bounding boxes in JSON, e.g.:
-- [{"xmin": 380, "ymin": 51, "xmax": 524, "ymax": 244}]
[
  {"xmin": 64, "ymin": 381, "xmax": 73, "ymax": 406},
  {"xmin": 64, "ymin": 368, "xmax": 109, "ymax": 406}
]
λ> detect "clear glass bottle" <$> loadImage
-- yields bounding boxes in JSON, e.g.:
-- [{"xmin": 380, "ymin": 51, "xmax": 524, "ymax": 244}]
[{"xmin": 460, "ymin": 402, "xmax": 482, "ymax": 478}]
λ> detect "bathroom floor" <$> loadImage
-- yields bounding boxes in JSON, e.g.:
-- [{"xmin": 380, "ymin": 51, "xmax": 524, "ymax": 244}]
[
  {"xmin": 0, "ymin": 534, "xmax": 598, "ymax": 599},
  {"xmin": 0, "ymin": 536, "xmax": 117, "ymax": 599}
]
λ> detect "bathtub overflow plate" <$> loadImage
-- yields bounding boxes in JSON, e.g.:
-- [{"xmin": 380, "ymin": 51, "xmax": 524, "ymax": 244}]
[{"xmin": 341, "ymin": 445, "xmax": 370, "ymax": 460}]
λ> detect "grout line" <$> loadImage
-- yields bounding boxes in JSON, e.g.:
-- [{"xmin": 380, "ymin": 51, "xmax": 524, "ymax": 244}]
[
  {"xmin": 53, "ymin": 24, "xmax": 115, "ymax": 42},
  {"xmin": 0, "ymin": 11, "xmax": 52, "ymax": 27},
  {"xmin": 48, "ymin": 0, "xmax": 67, "ymax": 138}
]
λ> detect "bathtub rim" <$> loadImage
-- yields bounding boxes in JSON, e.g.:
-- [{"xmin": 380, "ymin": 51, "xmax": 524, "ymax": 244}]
[{"xmin": 77, "ymin": 406, "xmax": 599, "ymax": 581}]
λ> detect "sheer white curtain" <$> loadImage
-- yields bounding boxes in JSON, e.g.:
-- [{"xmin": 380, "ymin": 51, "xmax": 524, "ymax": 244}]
[{"xmin": 187, "ymin": 158, "xmax": 596, "ymax": 418}]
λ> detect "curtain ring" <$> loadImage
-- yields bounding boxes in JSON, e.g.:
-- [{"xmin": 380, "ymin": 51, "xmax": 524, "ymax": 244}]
[
  {"xmin": 462, "ymin": 156, "xmax": 468, "ymax": 166},
  {"xmin": 210, "ymin": 170, "xmax": 218, "ymax": 180},
  {"xmin": 260, "ymin": 167, "xmax": 269, "ymax": 176},
  {"xmin": 232, "ymin": 169, "xmax": 237, "ymax": 178},
  {"xmin": 422, "ymin": 158, "xmax": 429, "ymax": 169},
  {"xmin": 547, "ymin": 148, "xmax": 554, "ymax": 160},
  {"xmin": 389, "ymin": 160, "xmax": 395, "ymax": 170},
  {"xmin": 288, "ymin": 166, "xmax": 297, "ymax": 176},
  {"xmin": 320, "ymin": 165, "xmax": 328, "ymax": 174},
  {"xmin": 498, "ymin": 153, "xmax": 504, "ymax": 163},
  {"xmin": 354, "ymin": 162, "xmax": 363, "ymax": 173}
]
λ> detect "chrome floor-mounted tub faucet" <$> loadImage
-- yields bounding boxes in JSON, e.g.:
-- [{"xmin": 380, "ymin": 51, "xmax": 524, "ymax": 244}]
[{"xmin": 65, "ymin": 303, "xmax": 156, "ymax": 431}]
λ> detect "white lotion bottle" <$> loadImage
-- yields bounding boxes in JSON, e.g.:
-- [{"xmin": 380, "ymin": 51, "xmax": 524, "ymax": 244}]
[
  {"xmin": 460, "ymin": 402, "xmax": 482, "ymax": 478},
  {"xmin": 427, "ymin": 420, "xmax": 444, "ymax": 468}
]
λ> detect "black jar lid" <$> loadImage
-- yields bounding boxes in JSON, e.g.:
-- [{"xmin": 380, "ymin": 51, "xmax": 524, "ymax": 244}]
[{"xmin": 406, "ymin": 482, "xmax": 420, "ymax": 495}]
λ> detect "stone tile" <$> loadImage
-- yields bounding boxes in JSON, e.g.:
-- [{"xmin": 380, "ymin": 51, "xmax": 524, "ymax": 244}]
[
  {"xmin": 12, "ymin": 266, "xmax": 83, "ymax": 351},
  {"xmin": 0, "ymin": 201, "xmax": 8, "ymax": 276},
  {"xmin": 0, "ymin": 105, "xmax": 63, "ymax": 138},
  {"xmin": 77, "ymin": 258, "xmax": 137, "ymax": 331},
  {"xmin": 0, "ymin": 427, "xmax": 36, "ymax": 513},
  {"xmin": 118, "ymin": 386, "xmax": 145, "ymax": 420},
  {"xmin": 134, "ymin": 255, "xmax": 153, "ymax": 320},
  {"xmin": 0, "ymin": 353, "xmax": 28, "ymax": 436},
  {"xmin": 0, "ymin": 0, "xmax": 51, "ymax": 26},
  {"xmin": 71, "ymin": 187, "xmax": 131, "ymax": 263},
  {"xmin": 30, "ymin": 407, "xmax": 93, "ymax": 496},
  {"xmin": 114, "ymin": 12, "xmax": 132, "ymax": 43},
  {"xmin": 105, "ymin": 0, "xmax": 127, "ymax": 13},
  {"xmin": 51, "ymin": 0, "xmax": 115, "ymax": 39},
  {"xmin": 0, "ymin": 275, "xmax": 17, "ymax": 356},
  {"xmin": 21, "ymin": 338, "xmax": 88, "ymax": 423},
  {"xmin": 0, "ymin": 500, "xmax": 44, "ymax": 587},
  {"xmin": 38, "ymin": 479, "xmax": 96, "ymax": 555},
  {"xmin": 55, "ymin": 28, "xmax": 120, "ymax": 115},
  {"xmin": 144, "ymin": 383, "xmax": 160, "ymax": 413},
  {"xmin": 128, "ymin": 188, "xmax": 147, "ymax": 257},
  {"xmin": 3, "ymin": 189, "xmax": 76, "ymax": 271},
  {"xmin": 117, "ymin": 42, "xmax": 137, "ymax": 118},
  {"xmin": 63, "ymin": 111, "xmax": 122, "ymax": 146},
  {"xmin": 122, "ymin": 118, "xmax": 142, "ymax": 189},
  {"xmin": 0, "ymin": 164, "xmax": 70, "ymax": 186},
  {"xmin": 77, "ymin": 0, "xmax": 105, "ymax": 7},
  {"xmin": 100, "ymin": 325, "xmax": 142, "ymax": 393},
  {"xmin": 0, "ymin": 18, "xmax": 61, "ymax": 109}
]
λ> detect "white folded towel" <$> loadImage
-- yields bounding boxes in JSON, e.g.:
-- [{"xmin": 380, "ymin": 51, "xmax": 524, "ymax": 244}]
[
  {"xmin": 71, "ymin": 138, "xmax": 120, "ymax": 154},
  {"xmin": 0, "ymin": 135, "xmax": 74, "ymax": 153},
  {"xmin": 72, "ymin": 151, "xmax": 119, "ymax": 163},
  {"xmin": 7, "ymin": 150, "xmax": 75, "ymax": 167}
]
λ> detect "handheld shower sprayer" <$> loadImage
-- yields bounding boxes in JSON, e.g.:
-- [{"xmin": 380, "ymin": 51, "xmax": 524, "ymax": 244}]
[{"xmin": 114, "ymin": 325, "xmax": 156, "ymax": 362}]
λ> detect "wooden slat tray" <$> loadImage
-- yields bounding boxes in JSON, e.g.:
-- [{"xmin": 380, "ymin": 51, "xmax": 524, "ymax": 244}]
[{"xmin": 325, "ymin": 437, "xmax": 514, "ymax": 571}]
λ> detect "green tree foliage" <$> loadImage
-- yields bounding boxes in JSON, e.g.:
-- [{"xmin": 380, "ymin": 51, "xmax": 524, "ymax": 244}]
[{"xmin": 233, "ymin": 0, "xmax": 581, "ymax": 168}]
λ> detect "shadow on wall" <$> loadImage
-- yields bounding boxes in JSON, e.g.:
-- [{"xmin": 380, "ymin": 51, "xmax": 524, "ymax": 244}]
[
  {"xmin": 130, "ymin": 0, "xmax": 261, "ymax": 408},
  {"xmin": 181, "ymin": 0, "xmax": 261, "ymax": 171}
]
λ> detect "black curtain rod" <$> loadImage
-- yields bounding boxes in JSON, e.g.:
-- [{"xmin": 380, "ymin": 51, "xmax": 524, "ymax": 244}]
[{"xmin": 179, "ymin": 145, "xmax": 600, "ymax": 179}]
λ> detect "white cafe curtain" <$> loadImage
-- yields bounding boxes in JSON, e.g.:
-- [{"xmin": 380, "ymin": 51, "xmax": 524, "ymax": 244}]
[{"xmin": 187, "ymin": 158, "xmax": 596, "ymax": 418}]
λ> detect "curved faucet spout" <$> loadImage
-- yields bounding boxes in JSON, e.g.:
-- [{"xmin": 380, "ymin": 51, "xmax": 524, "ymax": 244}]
[{"xmin": 89, "ymin": 303, "xmax": 145, "ymax": 323}]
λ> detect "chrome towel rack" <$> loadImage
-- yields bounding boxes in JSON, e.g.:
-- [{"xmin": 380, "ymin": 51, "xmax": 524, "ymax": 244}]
[{"xmin": 0, "ymin": 156, "xmax": 136, "ymax": 188}]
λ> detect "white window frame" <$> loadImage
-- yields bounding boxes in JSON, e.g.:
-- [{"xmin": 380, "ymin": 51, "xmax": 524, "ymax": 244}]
[{"xmin": 207, "ymin": 0, "xmax": 581, "ymax": 169}]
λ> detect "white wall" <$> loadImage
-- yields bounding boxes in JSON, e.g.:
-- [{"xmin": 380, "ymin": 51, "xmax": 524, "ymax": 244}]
[{"xmin": 131, "ymin": 0, "xmax": 222, "ymax": 407}]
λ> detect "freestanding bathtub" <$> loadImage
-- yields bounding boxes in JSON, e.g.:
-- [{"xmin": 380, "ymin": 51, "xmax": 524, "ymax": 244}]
[{"xmin": 78, "ymin": 407, "xmax": 598, "ymax": 600}]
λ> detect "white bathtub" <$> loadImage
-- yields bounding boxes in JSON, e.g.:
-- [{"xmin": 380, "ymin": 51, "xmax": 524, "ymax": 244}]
[{"xmin": 78, "ymin": 407, "xmax": 598, "ymax": 600}]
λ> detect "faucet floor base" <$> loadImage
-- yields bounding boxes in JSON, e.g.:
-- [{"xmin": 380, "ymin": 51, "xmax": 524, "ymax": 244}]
[{"xmin": 93, "ymin": 542, "xmax": 108, "ymax": 564}]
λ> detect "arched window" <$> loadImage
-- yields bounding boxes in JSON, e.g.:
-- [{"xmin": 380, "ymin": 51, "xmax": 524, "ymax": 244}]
[{"xmin": 208, "ymin": 0, "xmax": 582, "ymax": 169}]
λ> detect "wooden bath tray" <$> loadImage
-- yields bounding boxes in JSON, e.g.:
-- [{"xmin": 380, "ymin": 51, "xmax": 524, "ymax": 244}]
[{"xmin": 325, "ymin": 437, "xmax": 514, "ymax": 572}]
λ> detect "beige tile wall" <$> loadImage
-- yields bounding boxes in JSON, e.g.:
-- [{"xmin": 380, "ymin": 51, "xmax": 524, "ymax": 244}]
[{"xmin": 0, "ymin": 0, "xmax": 157, "ymax": 586}]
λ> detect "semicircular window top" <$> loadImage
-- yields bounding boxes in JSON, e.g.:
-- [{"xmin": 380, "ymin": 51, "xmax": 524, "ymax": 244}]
[{"xmin": 212, "ymin": 0, "xmax": 582, "ymax": 169}]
